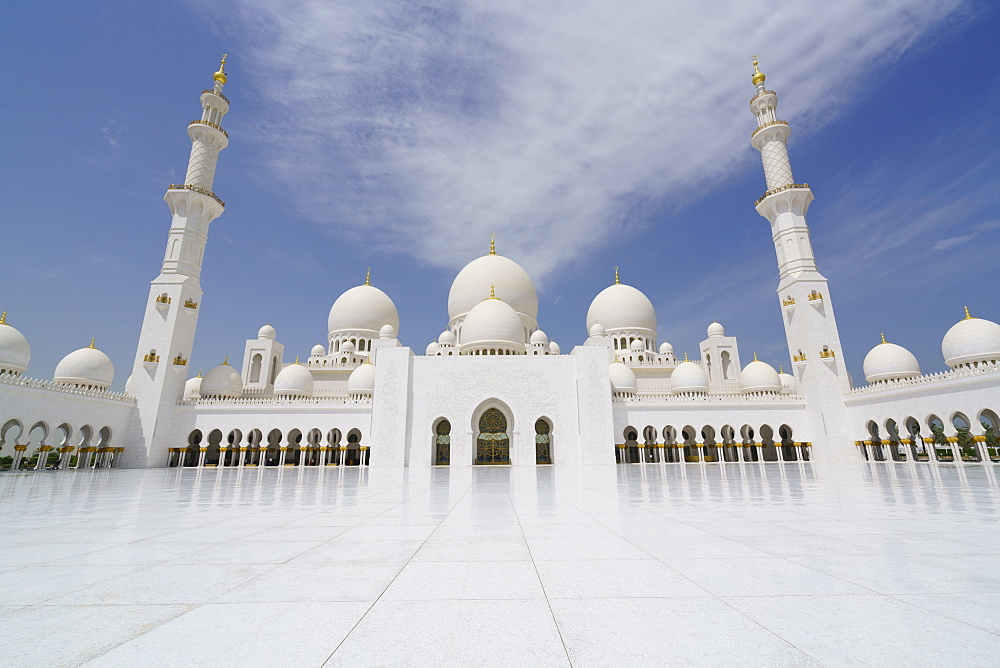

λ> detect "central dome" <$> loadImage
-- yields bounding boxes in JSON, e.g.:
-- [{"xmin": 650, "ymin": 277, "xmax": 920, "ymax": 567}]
[
  {"xmin": 328, "ymin": 285, "xmax": 400, "ymax": 336},
  {"xmin": 448, "ymin": 254, "xmax": 538, "ymax": 324},
  {"xmin": 461, "ymin": 298, "xmax": 526, "ymax": 351},
  {"xmin": 586, "ymin": 283, "xmax": 657, "ymax": 334}
]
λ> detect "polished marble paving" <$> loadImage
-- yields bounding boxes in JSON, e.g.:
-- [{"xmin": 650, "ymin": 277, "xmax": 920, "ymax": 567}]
[{"xmin": 3, "ymin": 461, "xmax": 1000, "ymax": 666}]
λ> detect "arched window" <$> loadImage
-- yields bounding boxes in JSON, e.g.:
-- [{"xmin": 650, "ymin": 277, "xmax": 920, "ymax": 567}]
[
  {"xmin": 720, "ymin": 351, "xmax": 732, "ymax": 380},
  {"xmin": 250, "ymin": 353, "xmax": 263, "ymax": 383},
  {"xmin": 535, "ymin": 418, "xmax": 552, "ymax": 465},
  {"xmin": 434, "ymin": 419, "xmax": 451, "ymax": 465},
  {"xmin": 476, "ymin": 408, "xmax": 509, "ymax": 465}
]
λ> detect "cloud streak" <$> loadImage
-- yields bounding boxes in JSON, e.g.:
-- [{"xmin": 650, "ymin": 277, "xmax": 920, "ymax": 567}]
[{"xmin": 210, "ymin": 0, "xmax": 966, "ymax": 280}]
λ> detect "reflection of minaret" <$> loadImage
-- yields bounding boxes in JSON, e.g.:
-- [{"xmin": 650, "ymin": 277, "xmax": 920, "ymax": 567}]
[
  {"xmin": 749, "ymin": 58, "xmax": 852, "ymax": 457},
  {"xmin": 124, "ymin": 57, "xmax": 231, "ymax": 467}
]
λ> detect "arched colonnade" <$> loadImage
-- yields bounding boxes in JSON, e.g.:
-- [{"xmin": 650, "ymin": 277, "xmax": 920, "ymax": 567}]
[
  {"xmin": 616, "ymin": 423, "xmax": 810, "ymax": 465},
  {"xmin": 168, "ymin": 427, "xmax": 369, "ymax": 468}
]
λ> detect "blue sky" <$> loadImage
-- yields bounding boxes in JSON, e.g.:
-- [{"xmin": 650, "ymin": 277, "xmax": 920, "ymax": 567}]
[{"xmin": 2, "ymin": 1, "xmax": 998, "ymax": 389}]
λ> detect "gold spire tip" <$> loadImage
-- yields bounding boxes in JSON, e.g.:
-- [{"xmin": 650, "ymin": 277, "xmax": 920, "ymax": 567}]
[
  {"xmin": 489, "ymin": 283, "xmax": 496, "ymax": 299},
  {"xmin": 0, "ymin": 311, "xmax": 6, "ymax": 325},
  {"xmin": 751, "ymin": 55, "xmax": 765, "ymax": 85},
  {"xmin": 880, "ymin": 332, "xmax": 887, "ymax": 344},
  {"xmin": 683, "ymin": 352, "xmax": 689, "ymax": 362},
  {"xmin": 294, "ymin": 354, "xmax": 300, "ymax": 364},
  {"xmin": 197, "ymin": 369, "xmax": 203, "ymax": 378},
  {"xmin": 964, "ymin": 305, "xmax": 973, "ymax": 320},
  {"xmin": 753, "ymin": 351, "xmax": 758, "ymax": 361},
  {"xmin": 213, "ymin": 54, "xmax": 228, "ymax": 84},
  {"xmin": 222, "ymin": 355, "xmax": 229, "ymax": 365},
  {"xmin": 88, "ymin": 337, "xmax": 96, "ymax": 349},
  {"xmin": 779, "ymin": 365, "xmax": 784, "ymax": 374},
  {"xmin": 489, "ymin": 233, "xmax": 496, "ymax": 255},
  {"xmin": 365, "ymin": 267, "xmax": 371, "ymax": 286},
  {"xmin": 614, "ymin": 266, "xmax": 620, "ymax": 285}
]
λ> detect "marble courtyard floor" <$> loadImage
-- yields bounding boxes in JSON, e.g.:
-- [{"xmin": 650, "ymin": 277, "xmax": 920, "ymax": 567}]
[{"xmin": 3, "ymin": 462, "xmax": 1000, "ymax": 666}]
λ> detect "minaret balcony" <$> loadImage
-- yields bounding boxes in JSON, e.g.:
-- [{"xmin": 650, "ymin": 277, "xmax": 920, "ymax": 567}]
[
  {"xmin": 755, "ymin": 183, "xmax": 811, "ymax": 207},
  {"xmin": 750, "ymin": 119, "xmax": 789, "ymax": 140},
  {"xmin": 201, "ymin": 89, "xmax": 230, "ymax": 104},
  {"xmin": 188, "ymin": 119, "xmax": 228, "ymax": 138},
  {"xmin": 167, "ymin": 184, "xmax": 225, "ymax": 207}
]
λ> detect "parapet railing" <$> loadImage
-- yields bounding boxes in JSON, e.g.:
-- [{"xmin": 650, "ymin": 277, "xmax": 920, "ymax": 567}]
[
  {"xmin": 845, "ymin": 362, "xmax": 1000, "ymax": 398},
  {"xmin": 756, "ymin": 182, "xmax": 810, "ymax": 205},
  {"xmin": 202, "ymin": 89, "xmax": 230, "ymax": 104},
  {"xmin": 178, "ymin": 395, "xmax": 372, "ymax": 407},
  {"xmin": 614, "ymin": 391, "xmax": 804, "ymax": 404},
  {"xmin": 0, "ymin": 373, "xmax": 135, "ymax": 403},
  {"xmin": 750, "ymin": 119, "xmax": 789, "ymax": 139},
  {"xmin": 167, "ymin": 184, "xmax": 225, "ymax": 207},
  {"xmin": 188, "ymin": 119, "xmax": 228, "ymax": 137}
]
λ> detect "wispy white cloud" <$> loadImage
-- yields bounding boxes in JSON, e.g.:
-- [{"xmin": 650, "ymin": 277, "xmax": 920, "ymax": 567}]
[{"xmin": 207, "ymin": 0, "xmax": 966, "ymax": 280}]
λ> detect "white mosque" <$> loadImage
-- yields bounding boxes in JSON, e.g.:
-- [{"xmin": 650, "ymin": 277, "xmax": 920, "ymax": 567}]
[{"xmin": 2, "ymin": 57, "xmax": 999, "ymax": 471}]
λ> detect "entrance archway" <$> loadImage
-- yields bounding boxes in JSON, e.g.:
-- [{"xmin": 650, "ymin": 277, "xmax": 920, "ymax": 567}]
[
  {"xmin": 476, "ymin": 408, "xmax": 510, "ymax": 465},
  {"xmin": 535, "ymin": 418, "xmax": 552, "ymax": 465}
]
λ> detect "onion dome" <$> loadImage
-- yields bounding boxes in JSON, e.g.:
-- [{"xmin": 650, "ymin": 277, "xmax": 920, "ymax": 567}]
[
  {"xmin": 609, "ymin": 360, "xmax": 637, "ymax": 393},
  {"xmin": 942, "ymin": 307, "xmax": 1000, "ymax": 369},
  {"xmin": 549, "ymin": 341, "xmax": 561, "ymax": 355},
  {"xmin": 448, "ymin": 252, "xmax": 538, "ymax": 326},
  {"xmin": 200, "ymin": 359, "xmax": 243, "ymax": 398},
  {"xmin": 589, "ymin": 322, "xmax": 606, "ymax": 337},
  {"xmin": 629, "ymin": 339, "xmax": 644, "ymax": 352},
  {"xmin": 183, "ymin": 372, "xmax": 202, "ymax": 400},
  {"xmin": 379, "ymin": 323, "xmax": 396, "ymax": 339},
  {"xmin": 0, "ymin": 311, "xmax": 30, "ymax": 375},
  {"xmin": 328, "ymin": 284, "xmax": 400, "ymax": 337},
  {"xmin": 273, "ymin": 360, "xmax": 314, "ymax": 397},
  {"xmin": 347, "ymin": 362, "xmax": 376, "ymax": 396},
  {"xmin": 530, "ymin": 330, "xmax": 549, "ymax": 345},
  {"xmin": 340, "ymin": 341, "xmax": 356, "ymax": 354},
  {"xmin": 310, "ymin": 344, "xmax": 326, "ymax": 357},
  {"xmin": 257, "ymin": 323, "xmax": 276, "ymax": 340},
  {"xmin": 670, "ymin": 360, "xmax": 709, "ymax": 394},
  {"xmin": 461, "ymin": 296, "xmax": 526, "ymax": 353},
  {"xmin": 863, "ymin": 334, "xmax": 921, "ymax": 382},
  {"xmin": 659, "ymin": 341, "xmax": 674, "ymax": 355},
  {"xmin": 778, "ymin": 367, "xmax": 798, "ymax": 394},
  {"xmin": 53, "ymin": 339, "xmax": 114, "ymax": 389},
  {"xmin": 438, "ymin": 330, "xmax": 457, "ymax": 346},
  {"xmin": 707, "ymin": 321, "xmax": 725, "ymax": 338},
  {"xmin": 740, "ymin": 354, "xmax": 781, "ymax": 393},
  {"xmin": 586, "ymin": 283, "xmax": 656, "ymax": 334},
  {"xmin": 425, "ymin": 341, "xmax": 441, "ymax": 355}
]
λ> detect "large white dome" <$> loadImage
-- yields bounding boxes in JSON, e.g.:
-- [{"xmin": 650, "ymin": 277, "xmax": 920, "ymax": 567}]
[
  {"xmin": 461, "ymin": 298, "xmax": 525, "ymax": 350},
  {"xmin": 741, "ymin": 359, "xmax": 782, "ymax": 393},
  {"xmin": 448, "ymin": 254, "xmax": 538, "ymax": 324},
  {"xmin": 273, "ymin": 363, "xmax": 314, "ymax": 397},
  {"xmin": 670, "ymin": 361, "xmax": 708, "ymax": 393},
  {"xmin": 200, "ymin": 363, "xmax": 243, "ymax": 398},
  {"xmin": 609, "ymin": 361, "xmax": 637, "ymax": 392},
  {"xmin": 53, "ymin": 342, "xmax": 114, "ymax": 389},
  {"xmin": 328, "ymin": 285, "xmax": 400, "ymax": 336},
  {"xmin": 942, "ymin": 312, "xmax": 1000, "ymax": 368},
  {"xmin": 0, "ymin": 315, "xmax": 30, "ymax": 375},
  {"xmin": 347, "ymin": 362, "xmax": 376, "ymax": 395},
  {"xmin": 586, "ymin": 283, "xmax": 657, "ymax": 334},
  {"xmin": 864, "ymin": 338, "xmax": 921, "ymax": 383}
]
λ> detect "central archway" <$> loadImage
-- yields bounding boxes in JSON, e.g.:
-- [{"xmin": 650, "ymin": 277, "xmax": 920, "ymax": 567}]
[{"xmin": 476, "ymin": 408, "xmax": 510, "ymax": 465}]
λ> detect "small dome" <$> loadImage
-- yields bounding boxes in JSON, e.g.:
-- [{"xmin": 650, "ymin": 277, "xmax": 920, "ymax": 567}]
[
  {"xmin": 707, "ymin": 322, "xmax": 725, "ymax": 338},
  {"xmin": 864, "ymin": 337, "xmax": 921, "ymax": 383},
  {"xmin": 778, "ymin": 369, "xmax": 798, "ymax": 394},
  {"xmin": 659, "ymin": 341, "xmax": 674, "ymax": 355},
  {"xmin": 461, "ymin": 298, "xmax": 525, "ymax": 350},
  {"xmin": 328, "ymin": 285, "xmax": 400, "ymax": 336},
  {"xmin": 609, "ymin": 361, "xmax": 637, "ymax": 392},
  {"xmin": 741, "ymin": 359, "xmax": 782, "ymax": 393},
  {"xmin": 347, "ymin": 362, "xmax": 376, "ymax": 395},
  {"xmin": 629, "ymin": 339, "xmax": 644, "ymax": 351},
  {"xmin": 549, "ymin": 341, "xmax": 561, "ymax": 355},
  {"xmin": 310, "ymin": 344, "xmax": 326, "ymax": 357},
  {"xmin": 426, "ymin": 341, "xmax": 441, "ymax": 355},
  {"xmin": 438, "ymin": 330, "xmax": 457, "ymax": 346},
  {"xmin": 258, "ymin": 324, "xmax": 276, "ymax": 340},
  {"xmin": 586, "ymin": 283, "xmax": 657, "ymax": 334},
  {"xmin": 379, "ymin": 323, "xmax": 396, "ymax": 339},
  {"xmin": 0, "ymin": 314, "xmax": 30, "ymax": 375},
  {"xmin": 589, "ymin": 322, "xmax": 606, "ymax": 337},
  {"xmin": 340, "ymin": 341, "xmax": 356, "ymax": 354},
  {"xmin": 530, "ymin": 330, "xmax": 549, "ymax": 345},
  {"xmin": 274, "ymin": 363, "xmax": 314, "ymax": 397},
  {"xmin": 448, "ymin": 253, "xmax": 538, "ymax": 323},
  {"xmin": 54, "ymin": 342, "xmax": 114, "ymax": 389},
  {"xmin": 124, "ymin": 374, "xmax": 136, "ymax": 395},
  {"xmin": 200, "ymin": 362, "xmax": 243, "ymax": 398},
  {"xmin": 671, "ymin": 361, "xmax": 708, "ymax": 393},
  {"xmin": 942, "ymin": 311, "xmax": 1000, "ymax": 368},
  {"xmin": 183, "ymin": 374, "xmax": 202, "ymax": 400}
]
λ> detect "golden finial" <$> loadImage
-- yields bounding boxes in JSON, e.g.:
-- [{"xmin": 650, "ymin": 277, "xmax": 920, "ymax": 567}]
[
  {"xmin": 753, "ymin": 351, "xmax": 758, "ymax": 362},
  {"xmin": 0, "ymin": 311, "xmax": 6, "ymax": 326},
  {"xmin": 880, "ymin": 333, "xmax": 887, "ymax": 344},
  {"xmin": 614, "ymin": 266, "xmax": 620, "ymax": 285},
  {"xmin": 779, "ymin": 365, "xmax": 784, "ymax": 374},
  {"xmin": 222, "ymin": 355, "xmax": 229, "ymax": 365},
  {"xmin": 683, "ymin": 352, "xmax": 689, "ymax": 362},
  {"xmin": 490, "ymin": 233, "xmax": 496, "ymax": 255},
  {"xmin": 964, "ymin": 305, "xmax": 973, "ymax": 320},
  {"xmin": 214, "ymin": 54, "xmax": 228, "ymax": 84},
  {"xmin": 88, "ymin": 337, "xmax": 97, "ymax": 349},
  {"xmin": 489, "ymin": 283, "xmax": 497, "ymax": 299},
  {"xmin": 365, "ymin": 267, "xmax": 371, "ymax": 286},
  {"xmin": 751, "ymin": 55, "xmax": 765, "ymax": 86},
  {"xmin": 614, "ymin": 354, "xmax": 620, "ymax": 363},
  {"xmin": 197, "ymin": 369, "xmax": 203, "ymax": 378},
  {"xmin": 294, "ymin": 355, "xmax": 300, "ymax": 364}
]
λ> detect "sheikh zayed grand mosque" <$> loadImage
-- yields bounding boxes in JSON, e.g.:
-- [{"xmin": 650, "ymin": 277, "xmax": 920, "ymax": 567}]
[{"xmin": 1, "ymin": 57, "xmax": 999, "ymax": 473}]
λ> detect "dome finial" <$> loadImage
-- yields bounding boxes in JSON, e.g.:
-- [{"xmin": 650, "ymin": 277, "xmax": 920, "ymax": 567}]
[
  {"xmin": 489, "ymin": 283, "xmax": 497, "ymax": 299},
  {"xmin": 779, "ymin": 365, "xmax": 784, "ymax": 373},
  {"xmin": 365, "ymin": 267, "xmax": 371, "ymax": 286},
  {"xmin": 0, "ymin": 310, "xmax": 6, "ymax": 326},
  {"xmin": 614, "ymin": 265, "xmax": 620, "ymax": 285},
  {"xmin": 880, "ymin": 332, "xmax": 887, "ymax": 344},
  {"xmin": 753, "ymin": 351, "xmax": 758, "ymax": 361},
  {"xmin": 197, "ymin": 369, "xmax": 203, "ymax": 378},
  {"xmin": 89, "ymin": 337, "xmax": 96, "ymax": 349},
  {"xmin": 751, "ymin": 55, "xmax": 765, "ymax": 86},
  {"xmin": 294, "ymin": 354, "xmax": 300, "ymax": 364},
  {"xmin": 213, "ymin": 54, "xmax": 228, "ymax": 85},
  {"xmin": 964, "ymin": 305, "xmax": 973, "ymax": 320},
  {"xmin": 683, "ymin": 352, "xmax": 689, "ymax": 362},
  {"xmin": 222, "ymin": 355, "xmax": 229, "ymax": 366},
  {"xmin": 490, "ymin": 232, "xmax": 496, "ymax": 255}
]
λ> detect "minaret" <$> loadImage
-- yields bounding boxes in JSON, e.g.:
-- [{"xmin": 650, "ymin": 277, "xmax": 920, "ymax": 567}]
[
  {"xmin": 124, "ymin": 57, "xmax": 231, "ymax": 467},
  {"xmin": 749, "ymin": 58, "xmax": 852, "ymax": 458}
]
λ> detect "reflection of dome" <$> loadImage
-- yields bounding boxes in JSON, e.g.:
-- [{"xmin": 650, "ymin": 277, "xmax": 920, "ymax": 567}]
[
  {"xmin": 328, "ymin": 285, "xmax": 400, "ymax": 336},
  {"xmin": 778, "ymin": 368, "xmax": 798, "ymax": 394},
  {"xmin": 310, "ymin": 344, "xmax": 326, "ymax": 357},
  {"xmin": 54, "ymin": 342, "xmax": 114, "ymax": 389},
  {"xmin": 586, "ymin": 283, "xmax": 656, "ymax": 333},
  {"xmin": 549, "ymin": 341, "xmax": 561, "ymax": 355},
  {"xmin": 659, "ymin": 341, "xmax": 673, "ymax": 355},
  {"xmin": 438, "ymin": 330, "xmax": 456, "ymax": 346},
  {"xmin": 864, "ymin": 336, "xmax": 921, "ymax": 382},
  {"xmin": 201, "ymin": 363, "xmax": 243, "ymax": 397},
  {"xmin": 379, "ymin": 323, "xmax": 396, "ymax": 339},
  {"xmin": 589, "ymin": 322, "xmax": 606, "ymax": 337},
  {"xmin": 347, "ymin": 363, "xmax": 376, "ymax": 395},
  {"xmin": 671, "ymin": 361, "xmax": 708, "ymax": 393},
  {"xmin": 461, "ymin": 298, "xmax": 525, "ymax": 352},
  {"xmin": 274, "ymin": 362, "xmax": 314, "ymax": 397},
  {"xmin": 609, "ymin": 361, "xmax": 637, "ymax": 392},
  {"xmin": 942, "ymin": 310, "xmax": 1000, "ymax": 368},
  {"xmin": 426, "ymin": 341, "xmax": 441, "ymax": 355},
  {"xmin": 448, "ymin": 254, "xmax": 538, "ymax": 325},
  {"xmin": 0, "ymin": 313, "xmax": 30, "ymax": 375},
  {"xmin": 258, "ymin": 324, "xmax": 276, "ymax": 340},
  {"xmin": 530, "ymin": 330, "xmax": 549, "ymax": 345},
  {"xmin": 741, "ymin": 358, "xmax": 781, "ymax": 393},
  {"xmin": 707, "ymin": 321, "xmax": 725, "ymax": 338}
]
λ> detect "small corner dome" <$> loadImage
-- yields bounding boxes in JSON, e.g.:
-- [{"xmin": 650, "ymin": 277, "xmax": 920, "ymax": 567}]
[
  {"xmin": 530, "ymin": 329, "xmax": 549, "ymax": 345},
  {"xmin": 425, "ymin": 341, "xmax": 441, "ymax": 355},
  {"xmin": 273, "ymin": 363, "xmax": 314, "ymax": 397},
  {"xmin": 778, "ymin": 369, "xmax": 798, "ymax": 394},
  {"xmin": 629, "ymin": 339, "xmax": 645, "ymax": 351},
  {"xmin": 549, "ymin": 341, "xmax": 561, "ymax": 355},
  {"xmin": 379, "ymin": 323, "xmax": 396, "ymax": 339},
  {"xmin": 340, "ymin": 341, "xmax": 356, "ymax": 354},
  {"xmin": 328, "ymin": 285, "xmax": 400, "ymax": 336},
  {"xmin": 53, "ymin": 344, "xmax": 114, "ymax": 388},
  {"xmin": 257, "ymin": 324, "xmax": 276, "ymax": 340},
  {"xmin": 741, "ymin": 359, "xmax": 781, "ymax": 393},
  {"xmin": 183, "ymin": 374, "xmax": 202, "ymax": 400},
  {"xmin": 659, "ymin": 341, "xmax": 674, "ymax": 355},
  {"xmin": 589, "ymin": 322, "xmax": 606, "ymax": 337},
  {"xmin": 347, "ymin": 362, "xmax": 376, "ymax": 394},
  {"xmin": 864, "ymin": 339, "xmax": 921, "ymax": 383},
  {"xmin": 941, "ymin": 313, "xmax": 1000, "ymax": 368},
  {"xmin": 461, "ymin": 298, "xmax": 525, "ymax": 347},
  {"xmin": 0, "ymin": 318, "xmax": 31, "ymax": 374},
  {"xmin": 310, "ymin": 344, "xmax": 326, "ymax": 357},
  {"xmin": 671, "ymin": 361, "xmax": 708, "ymax": 393},
  {"xmin": 438, "ymin": 330, "xmax": 457, "ymax": 346},
  {"xmin": 124, "ymin": 374, "xmax": 136, "ymax": 395},
  {"xmin": 707, "ymin": 321, "xmax": 725, "ymax": 338},
  {"xmin": 586, "ymin": 283, "xmax": 657, "ymax": 334},
  {"xmin": 200, "ymin": 363, "xmax": 242, "ymax": 398},
  {"xmin": 609, "ymin": 361, "xmax": 637, "ymax": 392}
]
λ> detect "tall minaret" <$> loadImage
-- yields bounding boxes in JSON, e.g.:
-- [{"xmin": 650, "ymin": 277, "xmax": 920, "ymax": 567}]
[
  {"xmin": 749, "ymin": 58, "xmax": 853, "ymax": 459},
  {"xmin": 123, "ymin": 57, "xmax": 231, "ymax": 467}
]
